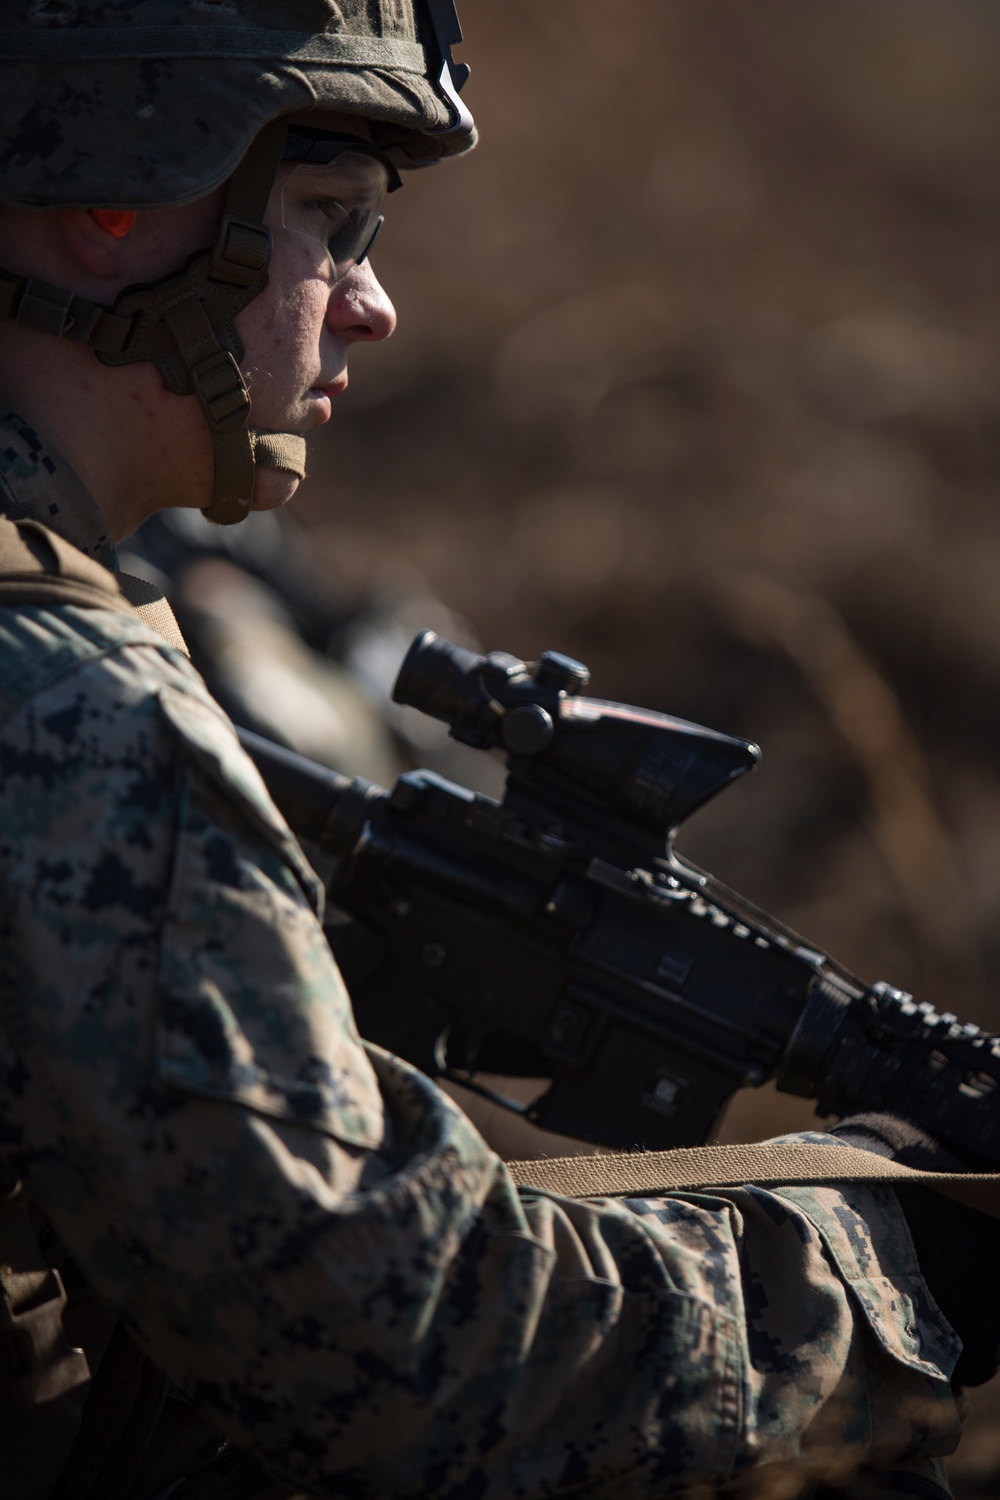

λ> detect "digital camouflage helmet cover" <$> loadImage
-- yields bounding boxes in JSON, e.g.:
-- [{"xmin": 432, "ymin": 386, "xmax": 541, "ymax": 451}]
[{"xmin": 0, "ymin": 0, "xmax": 475, "ymax": 523}]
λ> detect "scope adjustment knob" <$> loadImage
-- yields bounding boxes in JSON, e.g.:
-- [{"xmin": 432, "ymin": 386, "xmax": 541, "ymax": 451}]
[
  {"xmin": 484, "ymin": 650, "xmax": 525, "ymax": 681},
  {"xmin": 535, "ymin": 651, "xmax": 590, "ymax": 694},
  {"xmin": 502, "ymin": 704, "xmax": 555, "ymax": 756}
]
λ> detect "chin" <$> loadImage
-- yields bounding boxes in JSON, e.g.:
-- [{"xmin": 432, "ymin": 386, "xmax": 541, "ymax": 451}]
[{"xmin": 251, "ymin": 472, "xmax": 302, "ymax": 511}]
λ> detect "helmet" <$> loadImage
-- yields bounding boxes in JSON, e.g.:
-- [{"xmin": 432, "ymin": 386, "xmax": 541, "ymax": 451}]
[
  {"xmin": 0, "ymin": 0, "xmax": 474, "ymax": 524},
  {"xmin": 0, "ymin": 0, "xmax": 474, "ymax": 209}
]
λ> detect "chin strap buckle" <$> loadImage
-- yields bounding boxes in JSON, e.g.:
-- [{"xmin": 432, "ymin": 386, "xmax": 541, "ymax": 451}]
[
  {"xmin": 191, "ymin": 349, "xmax": 252, "ymax": 431},
  {"xmin": 210, "ymin": 215, "xmax": 272, "ymax": 287},
  {"xmin": 0, "ymin": 1185, "xmax": 90, "ymax": 1407},
  {"xmin": 14, "ymin": 279, "xmax": 76, "ymax": 339}
]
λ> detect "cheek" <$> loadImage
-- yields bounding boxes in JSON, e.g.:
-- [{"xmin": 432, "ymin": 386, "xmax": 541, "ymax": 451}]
[{"xmin": 236, "ymin": 238, "xmax": 330, "ymax": 391}]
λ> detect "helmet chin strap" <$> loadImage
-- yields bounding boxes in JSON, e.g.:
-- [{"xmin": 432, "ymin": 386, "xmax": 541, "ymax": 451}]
[{"xmin": 0, "ymin": 117, "xmax": 306, "ymax": 526}]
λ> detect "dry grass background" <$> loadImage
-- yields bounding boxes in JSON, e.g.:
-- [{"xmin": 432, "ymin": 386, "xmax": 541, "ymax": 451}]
[{"xmin": 297, "ymin": 3, "xmax": 1000, "ymax": 1487}]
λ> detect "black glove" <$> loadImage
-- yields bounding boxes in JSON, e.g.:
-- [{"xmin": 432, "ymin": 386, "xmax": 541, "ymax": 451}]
[{"xmin": 831, "ymin": 1113, "xmax": 1000, "ymax": 1387}]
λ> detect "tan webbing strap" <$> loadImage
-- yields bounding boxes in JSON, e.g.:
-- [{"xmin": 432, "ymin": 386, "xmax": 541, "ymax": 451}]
[
  {"xmin": 506, "ymin": 1141, "xmax": 1000, "ymax": 1217},
  {"xmin": 251, "ymin": 430, "xmax": 307, "ymax": 480},
  {"xmin": 195, "ymin": 116, "xmax": 290, "ymax": 527},
  {"xmin": 0, "ymin": 1184, "xmax": 90, "ymax": 1406},
  {"xmin": 0, "ymin": 515, "xmax": 189, "ymax": 657},
  {"xmin": 221, "ymin": 116, "xmax": 289, "ymax": 230},
  {"xmin": 0, "ymin": 270, "xmax": 134, "ymax": 356},
  {"xmin": 116, "ymin": 572, "xmax": 190, "ymax": 657},
  {"xmin": 160, "ymin": 293, "xmax": 255, "ymax": 529}
]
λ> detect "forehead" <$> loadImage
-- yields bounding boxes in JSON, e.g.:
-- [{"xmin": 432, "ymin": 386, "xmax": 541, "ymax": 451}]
[{"xmin": 287, "ymin": 110, "xmax": 375, "ymax": 143}]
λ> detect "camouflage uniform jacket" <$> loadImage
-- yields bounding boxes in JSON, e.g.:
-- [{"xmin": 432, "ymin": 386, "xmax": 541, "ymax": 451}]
[{"xmin": 0, "ymin": 404, "xmax": 964, "ymax": 1498}]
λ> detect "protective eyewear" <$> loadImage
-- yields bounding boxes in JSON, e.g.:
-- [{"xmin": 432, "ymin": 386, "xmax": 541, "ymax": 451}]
[{"xmin": 278, "ymin": 128, "xmax": 402, "ymax": 283}]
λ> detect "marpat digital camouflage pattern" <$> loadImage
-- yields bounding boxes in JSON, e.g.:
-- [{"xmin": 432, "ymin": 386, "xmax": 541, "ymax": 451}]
[
  {"xmin": 0, "ymin": 0, "xmax": 475, "ymax": 210},
  {"xmin": 0, "ymin": 407, "xmax": 965, "ymax": 1495}
]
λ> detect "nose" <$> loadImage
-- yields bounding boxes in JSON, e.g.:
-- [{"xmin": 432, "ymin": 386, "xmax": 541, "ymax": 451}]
[{"xmin": 326, "ymin": 259, "xmax": 397, "ymax": 344}]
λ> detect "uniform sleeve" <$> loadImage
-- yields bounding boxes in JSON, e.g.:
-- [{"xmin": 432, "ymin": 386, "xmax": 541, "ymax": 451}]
[{"xmin": 0, "ymin": 640, "xmax": 963, "ymax": 1499}]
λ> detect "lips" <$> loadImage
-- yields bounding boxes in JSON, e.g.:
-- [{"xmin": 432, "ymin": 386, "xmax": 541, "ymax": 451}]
[
  {"xmin": 315, "ymin": 374, "xmax": 348, "ymax": 399},
  {"xmin": 302, "ymin": 375, "xmax": 348, "ymax": 426}
]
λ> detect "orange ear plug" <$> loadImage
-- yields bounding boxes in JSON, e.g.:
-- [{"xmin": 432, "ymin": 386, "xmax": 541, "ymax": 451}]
[{"xmin": 90, "ymin": 209, "xmax": 136, "ymax": 239}]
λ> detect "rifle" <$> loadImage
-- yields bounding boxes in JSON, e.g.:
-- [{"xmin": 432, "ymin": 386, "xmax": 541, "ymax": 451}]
[{"xmin": 238, "ymin": 631, "xmax": 1000, "ymax": 1160}]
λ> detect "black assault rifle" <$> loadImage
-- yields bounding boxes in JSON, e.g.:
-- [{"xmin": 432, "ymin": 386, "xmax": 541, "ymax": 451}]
[{"xmin": 238, "ymin": 632, "xmax": 1000, "ymax": 1161}]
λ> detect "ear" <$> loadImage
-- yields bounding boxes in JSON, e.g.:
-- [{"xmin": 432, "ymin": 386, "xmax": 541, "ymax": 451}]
[{"xmin": 56, "ymin": 206, "xmax": 137, "ymax": 278}]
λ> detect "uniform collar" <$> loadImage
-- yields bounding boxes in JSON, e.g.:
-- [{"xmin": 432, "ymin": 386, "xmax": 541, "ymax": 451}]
[{"xmin": 0, "ymin": 404, "xmax": 118, "ymax": 571}]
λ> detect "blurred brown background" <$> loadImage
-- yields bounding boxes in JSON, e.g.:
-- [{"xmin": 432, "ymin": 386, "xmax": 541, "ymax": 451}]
[
  {"xmin": 299, "ymin": 5, "xmax": 1000, "ymax": 1482},
  {"xmin": 305, "ymin": 0, "xmax": 1000, "ymax": 1023},
  {"xmin": 302, "ymin": 1, "xmax": 1000, "ymax": 1072}
]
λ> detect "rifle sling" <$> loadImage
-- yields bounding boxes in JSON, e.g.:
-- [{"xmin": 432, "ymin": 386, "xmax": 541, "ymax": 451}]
[{"xmin": 506, "ymin": 1140, "xmax": 1000, "ymax": 1216}]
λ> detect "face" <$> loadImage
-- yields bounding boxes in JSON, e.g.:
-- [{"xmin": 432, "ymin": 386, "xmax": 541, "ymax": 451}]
[
  {"xmin": 235, "ymin": 116, "xmax": 397, "ymax": 511},
  {"xmin": 236, "ymin": 174, "xmax": 396, "ymax": 504},
  {"xmin": 0, "ymin": 112, "xmax": 397, "ymax": 532}
]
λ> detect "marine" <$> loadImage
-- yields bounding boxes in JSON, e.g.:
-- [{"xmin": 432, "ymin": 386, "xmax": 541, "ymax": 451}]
[{"xmin": 0, "ymin": 3, "xmax": 995, "ymax": 1496}]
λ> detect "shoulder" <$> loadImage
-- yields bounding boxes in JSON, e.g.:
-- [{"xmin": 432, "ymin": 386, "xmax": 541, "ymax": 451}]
[
  {"xmin": 0, "ymin": 610, "xmax": 212, "ymax": 878},
  {"xmin": 0, "ymin": 600, "xmax": 324, "ymax": 910},
  {"xmin": 0, "ymin": 601, "xmax": 204, "ymax": 813},
  {"xmin": 0, "ymin": 596, "xmax": 193, "ymax": 726}
]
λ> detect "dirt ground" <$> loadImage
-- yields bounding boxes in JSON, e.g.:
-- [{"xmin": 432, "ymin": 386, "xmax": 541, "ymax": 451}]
[{"xmin": 297, "ymin": 4, "xmax": 1000, "ymax": 1488}]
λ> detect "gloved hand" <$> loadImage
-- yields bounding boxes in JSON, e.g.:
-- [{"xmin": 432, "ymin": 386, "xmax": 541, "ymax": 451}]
[{"xmin": 830, "ymin": 1113, "xmax": 1000, "ymax": 1387}]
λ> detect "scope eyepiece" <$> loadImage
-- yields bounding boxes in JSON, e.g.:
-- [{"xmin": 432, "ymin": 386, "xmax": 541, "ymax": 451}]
[
  {"xmin": 393, "ymin": 631, "xmax": 564, "ymax": 751},
  {"xmin": 392, "ymin": 630, "xmax": 486, "ymax": 727}
]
